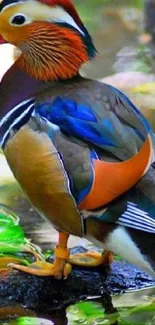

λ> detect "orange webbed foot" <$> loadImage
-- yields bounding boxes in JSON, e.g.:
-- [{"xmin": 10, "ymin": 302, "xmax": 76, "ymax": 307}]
[
  {"xmin": 8, "ymin": 258, "xmax": 72, "ymax": 279},
  {"xmin": 8, "ymin": 232, "xmax": 72, "ymax": 280},
  {"xmin": 68, "ymin": 250, "xmax": 113, "ymax": 268}
]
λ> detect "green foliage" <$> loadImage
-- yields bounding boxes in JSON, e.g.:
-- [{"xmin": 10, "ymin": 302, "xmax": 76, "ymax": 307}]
[
  {"xmin": 129, "ymin": 0, "xmax": 143, "ymax": 9},
  {"xmin": 0, "ymin": 208, "xmax": 25, "ymax": 247},
  {"xmin": 2, "ymin": 300, "xmax": 155, "ymax": 325},
  {"xmin": 119, "ymin": 304, "xmax": 155, "ymax": 325},
  {"xmin": 0, "ymin": 207, "xmax": 44, "ymax": 266},
  {"xmin": 67, "ymin": 300, "xmax": 155, "ymax": 325},
  {"xmin": 67, "ymin": 301, "xmax": 106, "ymax": 325},
  {"xmin": 5, "ymin": 317, "xmax": 53, "ymax": 325}
]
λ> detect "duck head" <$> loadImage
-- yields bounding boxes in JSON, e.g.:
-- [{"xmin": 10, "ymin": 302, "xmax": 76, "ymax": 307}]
[{"xmin": 0, "ymin": 0, "xmax": 96, "ymax": 80}]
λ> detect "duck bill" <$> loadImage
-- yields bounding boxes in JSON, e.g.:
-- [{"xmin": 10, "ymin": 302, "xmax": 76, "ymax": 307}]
[{"xmin": 0, "ymin": 35, "xmax": 7, "ymax": 44}]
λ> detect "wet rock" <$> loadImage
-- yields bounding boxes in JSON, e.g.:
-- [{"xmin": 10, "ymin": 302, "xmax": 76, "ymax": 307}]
[{"xmin": 0, "ymin": 247, "xmax": 154, "ymax": 314}]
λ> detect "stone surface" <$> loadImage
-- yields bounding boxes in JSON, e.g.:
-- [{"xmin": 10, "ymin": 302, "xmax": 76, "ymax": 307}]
[{"xmin": 0, "ymin": 247, "xmax": 154, "ymax": 315}]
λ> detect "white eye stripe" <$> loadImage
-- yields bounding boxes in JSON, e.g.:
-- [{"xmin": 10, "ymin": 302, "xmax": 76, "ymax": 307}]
[
  {"xmin": 0, "ymin": 1, "xmax": 84, "ymax": 36},
  {"xmin": 49, "ymin": 6, "xmax": 84, "ymax": 36}
]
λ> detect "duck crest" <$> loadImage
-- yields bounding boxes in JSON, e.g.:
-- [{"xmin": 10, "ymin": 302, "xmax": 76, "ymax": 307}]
[
  {"xmin": 37, "ymin": 0, "xmax": 96, "ymax": 59},
  {"xmin": 38, "ymin": 0, "xmax": 83, "ymax": 26}
]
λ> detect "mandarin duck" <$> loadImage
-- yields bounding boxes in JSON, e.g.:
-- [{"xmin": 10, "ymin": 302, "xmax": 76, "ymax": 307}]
[{"xmin": 0, "ymin": 0, "xmax": 155, "ymax": 279}]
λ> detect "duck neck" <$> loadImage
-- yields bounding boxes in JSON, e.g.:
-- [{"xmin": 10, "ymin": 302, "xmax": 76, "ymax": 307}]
[
  {"xmin": 0, "ymin": 62, "xmax": 51, "ymax": 148},
  {"xmin": 0, "ymin": 63, "xmax": 48, "ymax": 118}
]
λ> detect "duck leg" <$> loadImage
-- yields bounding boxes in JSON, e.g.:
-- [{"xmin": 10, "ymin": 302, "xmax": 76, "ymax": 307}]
[
  {"xmin": 9, "ymin": 232, "xmax": 113, "ymax": 278},
  {"xmin": 8, "ymin": 232, "xmax": 72, "ymax": 279}
]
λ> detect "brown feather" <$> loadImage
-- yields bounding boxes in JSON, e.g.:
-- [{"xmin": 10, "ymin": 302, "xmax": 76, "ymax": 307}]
[{"xmin": 4, "ymin": 125, "xmax": 82, "ymax": 237}]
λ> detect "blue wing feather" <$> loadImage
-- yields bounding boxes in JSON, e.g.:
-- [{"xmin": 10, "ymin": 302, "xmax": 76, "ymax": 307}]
[
  {"xmin": 34, "ymin": 82, "xmax": 155, "ymax": 233},
  {"xmin": 36, "ymin": 97, "xmax": 117, "ymax": 147},
  {"xmin": 35, "ymin": 84, "xmax": 154, "ymax": 161}
]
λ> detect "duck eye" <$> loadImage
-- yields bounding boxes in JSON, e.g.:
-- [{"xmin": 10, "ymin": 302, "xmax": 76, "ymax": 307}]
[{"xmin": 11, "ymin": 15, "xmax": 26, "ymax": 25}]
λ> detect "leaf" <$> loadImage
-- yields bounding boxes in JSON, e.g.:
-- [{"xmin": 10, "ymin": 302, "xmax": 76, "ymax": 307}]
[
  {"xmin": 0, "ymin": 208, "xmax": 44, "ymax": 269},
  {"xmin": 7, "ymin": 317, "xmax": 54, "ymax": 325},
  {"xmin": 75, "ymin": 301, "xmax": 105, "ymax": 318},
  {"xmin": 16, "ymin": 317, "xmax": 54, "ymax": 325},
  {"xmin": 67, "ymin": 301, "xmax": 115, "ymax": 325},
  {"xmin": 0, "ymin": 208, "xmax": 25, "ymax": 245},
  {"xmin": 113, "ymin": 287, "xmax": 155, "ymax": 308},
  {"xmin": 67, "ymin": 300, "xmax": 155, "ymax": 325},
  {"xmin": 119, "ymin": 303, "xmax": 155, "ymax": 325}
]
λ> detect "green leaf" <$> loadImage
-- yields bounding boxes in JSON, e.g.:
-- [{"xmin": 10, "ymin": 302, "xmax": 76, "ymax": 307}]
[
  {"xmin": 0, "ymin": 208, "xmax": 44, "ymax": 267},
  {"xmin": 67, "ymin": 299, "xmax": 155, "ymax": 325},
  {"xmin": 6, "ymin": 317, "xmax": 54, "ymax": 325},
  {"xmin": 76, "ymin": 301, "xmax": 105, "ymax": 318},
  {"xmin": 119, "ymin": 303, "xmax": 155, "ymax": 325},
  {"xmin": 67, "ymin": 301, "xmax": 107, "ymax": 324},
  {"xmin": 0, "ymin": 208, "xmax": 25, "ymax": 245},
  {"xmin": 16, "ymin": 317, "xmax": 53, "ymax": 325}
]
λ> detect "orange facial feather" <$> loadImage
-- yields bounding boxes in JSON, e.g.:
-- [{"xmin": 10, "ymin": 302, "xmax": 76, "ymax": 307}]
[{"xmin": 17, "ymin": 22, "xmax": 88, "ymax": 80}]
